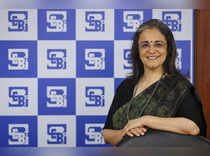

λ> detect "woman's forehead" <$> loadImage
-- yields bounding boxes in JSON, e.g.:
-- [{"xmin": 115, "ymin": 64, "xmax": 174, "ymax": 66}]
[{"xmin": 138, "ymin": 28, "xmax": 166, "ymax": 42}]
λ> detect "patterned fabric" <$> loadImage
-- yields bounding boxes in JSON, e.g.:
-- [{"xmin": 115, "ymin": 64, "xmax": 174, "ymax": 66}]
[{"xmin": 112, "ymin": 74, "xmax": 191, "ymax": 130}]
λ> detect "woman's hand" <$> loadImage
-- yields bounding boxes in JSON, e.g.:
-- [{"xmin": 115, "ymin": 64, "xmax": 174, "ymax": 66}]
[
  {"xmin": 125, "ymin": 116, "xmax": 146, "ymax": 130},
  {"xmin": 126, "ymin": 127, "xmax": 147, "ymax": 137},
  {"xmin": 123, "ymin": 116, "xmax": 148, "ymax": 137}
]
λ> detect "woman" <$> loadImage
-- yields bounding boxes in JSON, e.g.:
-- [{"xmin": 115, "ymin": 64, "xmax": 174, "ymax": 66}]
[{"xmin": 102, "ymin": 19, "xmax": 207, "ymax": 146}]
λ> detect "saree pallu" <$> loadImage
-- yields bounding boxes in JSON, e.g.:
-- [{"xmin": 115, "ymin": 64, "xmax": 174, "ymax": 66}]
[{"xmin": 112, "ymin": 74, "xmax": 191, "ymax": 130}]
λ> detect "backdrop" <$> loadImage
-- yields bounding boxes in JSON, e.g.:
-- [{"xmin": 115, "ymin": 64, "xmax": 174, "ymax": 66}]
[{"xmin": 0, "ymin": 9, "xmax": 193, "ymax": 147}]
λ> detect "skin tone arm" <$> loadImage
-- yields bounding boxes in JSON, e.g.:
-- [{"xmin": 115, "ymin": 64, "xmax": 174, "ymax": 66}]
[
  {"xmin": 102, "ymin": 129, "xmax": 126, "ymax": 146},
  {"xmin": 102, "ymin": 127, "xmax": 147, "ymax": 146},
  {"xmin": 125, "ymin": 115, "xmax": 200, "ymax": 136},
  {"xmin": 102, "ymin": 115, "xmax": 200, "ymax": 146}
]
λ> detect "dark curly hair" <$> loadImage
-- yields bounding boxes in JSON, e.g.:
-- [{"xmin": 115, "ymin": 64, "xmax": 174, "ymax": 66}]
[{"xmin": 129, "ymin": 19, "xmax": 179, "ymax": 81}]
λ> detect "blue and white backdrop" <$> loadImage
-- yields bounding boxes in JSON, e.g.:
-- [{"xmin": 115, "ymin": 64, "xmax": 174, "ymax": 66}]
[{"xmin": 0, "ymin": 9, "xmax": 193, "ymax": 147}]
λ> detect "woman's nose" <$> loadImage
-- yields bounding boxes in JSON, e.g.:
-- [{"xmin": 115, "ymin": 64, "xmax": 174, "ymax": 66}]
[{"xmin": 147, "ymin": 45, "xmax": 157, "ymax": 53}]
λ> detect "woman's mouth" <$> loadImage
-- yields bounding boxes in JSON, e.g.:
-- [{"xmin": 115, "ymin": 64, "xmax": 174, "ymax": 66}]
[{"xmin": 146, "ymin": 55, "xmax": 160, "ymax": 60}]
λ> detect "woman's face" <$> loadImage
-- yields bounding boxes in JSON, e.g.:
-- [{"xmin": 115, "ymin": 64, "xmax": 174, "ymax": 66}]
[{"xmin": 138, "ymin": 28, "xmax": 167, "ymax": 72}]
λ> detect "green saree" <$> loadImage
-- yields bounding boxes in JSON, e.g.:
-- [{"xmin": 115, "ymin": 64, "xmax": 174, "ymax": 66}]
[{"xmin": 112, "ymin": 74, "xmax": 191, "ymax": 130}]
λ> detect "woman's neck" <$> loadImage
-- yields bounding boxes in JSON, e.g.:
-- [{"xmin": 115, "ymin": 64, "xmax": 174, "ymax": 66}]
[
  {"xmin": 133, "ymin": 68, "xmax": 164, "ymax": 97},
  {"xmin": 141, "ymin": 68, "xmax": 164, "ymax": 83}
]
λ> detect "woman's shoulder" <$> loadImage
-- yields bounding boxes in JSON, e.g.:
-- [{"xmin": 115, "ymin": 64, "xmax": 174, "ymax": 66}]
[
  {"xmin": 116, "ymin": 77, "xmax": 136, "ymax": 92},
  {"xmin": 175, "ymin": 73, "xmax": 192, "ymax": 85},
  {"xmin": 173, "ymin": 73, "xmax": 201, "ymax": 101},
  {"xmin": 120, "ymin": 77, "xmax": 135, "ymax": 84},
  {"xmin": 166, "ymin": 72, "xmax": 194, "ymax": 90}
]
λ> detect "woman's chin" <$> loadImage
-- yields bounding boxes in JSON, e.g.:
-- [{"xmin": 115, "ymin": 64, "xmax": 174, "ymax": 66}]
[{"xmin": 145, "ymin": 64, "xmax": 163, "ymax": 71}]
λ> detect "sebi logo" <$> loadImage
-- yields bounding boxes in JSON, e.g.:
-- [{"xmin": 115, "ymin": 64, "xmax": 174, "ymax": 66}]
[
  {"xmin": 8, "ymin": 11, "xmax": 28, "ymax": 32},
  {"xmin": 85, "ymin": 11, "xmax": 105, "ymax": 32},
  {"xmin": 77, "ymin": 41, "xmax": 113, "ymax": 77},
  {"xmin": 47, "ymin": 49, "xmax": 67, "ymax": 70},
  {"xmin": 123, "ymin": 11, "xmax": 143, "ymax": 32},
  {"xmin": 85, "ymin": 48, "xmax": 105, "ymax": 70},
  {"xmin": 85, "ymin": 87, "xmax": 105, "ymax": 107},
  {"xmin": 46, "ymin": 86, "xmax": 67, "ymax": 108},
  {"xmin": 176, "ymin": 48, "xmax": 182, "ymax": 70},
  {"xmin": 8, "ymin": 124, "xmax": 29, "ymax": 145},
  {"xmin": 162, "ymin": 11, "xmax": 182, "ymax": 32},
  {"xmin": 85, "ymin": 123, "xmax": 105, "ymax": 145},
  {"xmin": 46, "ymin": 11, "xmax": 67, "ymax": 32},
  {"xmin": 9, "ymin": 87, "xmax": 28, "ymax": 107},
  {"xmin": 123, "ymin": 49, "xmax": 132, "ymax": 69},
  {"xmin": 8, "ymin": 49, "xmax": 29, "ymax": 70},
  {"xmin": 47, "ymin": 124, "xmax": 67, "ymax": 144}
]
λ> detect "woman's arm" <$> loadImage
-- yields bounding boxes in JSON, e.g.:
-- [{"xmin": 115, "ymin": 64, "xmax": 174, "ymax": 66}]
[
  {"xmin": 175, "ymin": 87, "xmax": 207, "ymax": 137},
  {"xmin": 125, "ymin": 115, "xmax": 200, "ymax": 136},
  {"xmin": 125, "ymin": 86, "xmax": 206, "ymax": 137},
  {"xmin": 103, "ymin": 115, "xmax": 200, "ymax": 144},
  {"xmin": 103, "ymin": 127, "xmax": 147, "ymax": 146},
  {"xmin": 102, "ymin": 129, "xmax": 126, "ymax": 146}
]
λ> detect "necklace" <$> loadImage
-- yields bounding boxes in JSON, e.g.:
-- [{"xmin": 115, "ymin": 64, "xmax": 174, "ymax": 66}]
[{"xmin": 126, "ymin": 73, "xmax": 166, "ymax": 121}]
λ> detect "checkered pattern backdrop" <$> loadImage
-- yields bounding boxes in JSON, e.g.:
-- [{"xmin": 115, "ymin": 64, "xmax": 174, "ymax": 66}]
[{"xmin": 0, "ymin": 9, "xmax": 193, "ymax": 147}]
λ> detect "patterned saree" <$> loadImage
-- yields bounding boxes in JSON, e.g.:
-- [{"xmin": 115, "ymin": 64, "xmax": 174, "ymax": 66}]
[{"xmin": 112, "ymin": 74, "xmax": 190, "ymax": 130}]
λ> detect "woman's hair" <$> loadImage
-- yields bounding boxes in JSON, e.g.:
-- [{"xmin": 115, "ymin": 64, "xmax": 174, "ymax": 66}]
[{"xmin": 129, "ymin": 19, "xmax": 178, "ymax": 81}]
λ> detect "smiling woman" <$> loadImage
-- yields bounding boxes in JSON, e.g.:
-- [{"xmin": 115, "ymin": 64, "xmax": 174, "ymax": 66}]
[{"xmin": 102, "ymin": 19, "xmax": 207, "ymax": 146}]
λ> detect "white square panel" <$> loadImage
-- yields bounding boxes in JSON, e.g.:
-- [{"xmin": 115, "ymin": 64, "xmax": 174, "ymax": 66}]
[
  {"xmin": 0, "ymin": 78, "xmax": 37, "ymax": 115},
  {"xmin": 76, "ymin": 78, "xmax": 114, "ymax": 115},
  {"xmin": 0, "ymin": 9, "xmax": 37, "ymax": 40},
  {"xmin": 152, "ymin": 9, "xmax": 193, "ymax": 40},
  {"xmin": 38, "ymin": 40, "xmax": 76, "ymax": 78},
  {"xmin": 114, "ymin": 40, "xmax": 133, "ymax": 78},
  {"xmin": 38, "ymin": 115, "xmax": 76, "ymax": 147},
  {"xmin": 76, "ymin": 9, "xmax": 114, "ymax": 40}
]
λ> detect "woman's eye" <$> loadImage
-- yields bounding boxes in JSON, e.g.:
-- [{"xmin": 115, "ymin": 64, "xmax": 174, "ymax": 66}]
[
  {"xmin": 154, "ymin": 43, "xmax": 162, "ymax": 47},
  {"xmin": 141, "ymin": 43, "xmax": 149, "ymax": 48}
]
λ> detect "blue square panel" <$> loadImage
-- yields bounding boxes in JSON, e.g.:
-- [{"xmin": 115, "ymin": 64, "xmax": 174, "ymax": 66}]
[
  {"xmin": 38, "ymin": 78, "xmax": 75, "ymax": 115},
  {"xmin": 0, "ymin": 116, "xmax": 37, "ymax": 147},
  {"xmin": 76, "ymin": 41, "xmax": 114, "ymax": 77},
  {"xmin": 38, "ymin": 9, "xmax": 75, "ymax": 40},
  {"xmin": 0, "ymin": 41, "xmax": 37, "ymax": 77},
  {"xmin": 176, "ymin": 40, "xmax": 191, "ymax": 79},
  {"xmin": 76, "ymin": 116, "xmax": 110, "ymax": 147}
]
